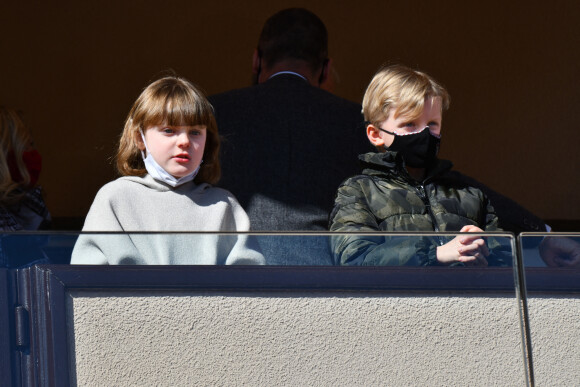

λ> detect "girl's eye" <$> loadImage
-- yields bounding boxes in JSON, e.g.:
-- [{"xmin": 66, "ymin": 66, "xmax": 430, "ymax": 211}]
[
  {"xmin": 428, "ymin": 121, "xmax": 439, "ymax": 127},
  {"xmin": 401, "ymin": 122, "xmax": 415, "ymax": 128},
  {"xmin": 162, "ymin": 128, "xmax": 174, "ymax": 134},
  {"xmin": 189, "ymin": 130, "xmax": 201, "ymax": 136}
]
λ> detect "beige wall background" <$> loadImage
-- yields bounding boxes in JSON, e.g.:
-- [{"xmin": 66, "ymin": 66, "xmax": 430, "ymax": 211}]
[{"xmin": 1, "ymin": 1, "xmax": 579, "ymax": 224}]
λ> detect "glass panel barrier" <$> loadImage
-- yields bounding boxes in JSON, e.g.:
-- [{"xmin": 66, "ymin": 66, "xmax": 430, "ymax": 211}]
[
  {"xmin": 1, "ymin": 231, "xmax": 517, "ymax": 268},
  {"xmin": 0, "ymin": 232, "xmax": 78, "ymax": 268},
  {"xmin": 518, "ymin": 232, "xmax": 580, "ymax": 385},
  {"xmin": 1, "ymin": 231, "xmax": 531, "ymax": 385},
  {"xmin": 519, "ymin": 232, "xmax": 580, "ymax": 268}
]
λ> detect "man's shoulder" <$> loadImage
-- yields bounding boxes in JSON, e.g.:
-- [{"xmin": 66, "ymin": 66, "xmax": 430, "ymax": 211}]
[
  {"xmin": 312, "ymin": 88, "xmax": 361, "ymax": 110},
  {"xmin": 446, "ymin": 170, "xmax": 547, "ymax": 232},
  {"xmin": 209, "ymin": 85, "xmax": 256, "ymax": 103},
  {"xmin": 209, "ymin": 81, "xmax": 361, "ymax": 112}
]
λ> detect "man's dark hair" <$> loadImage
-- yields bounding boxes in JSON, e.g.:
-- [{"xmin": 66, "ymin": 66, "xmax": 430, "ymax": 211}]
[{"xmin": 257, "ymin": 8, "xmax": 328, "ymax": 73}]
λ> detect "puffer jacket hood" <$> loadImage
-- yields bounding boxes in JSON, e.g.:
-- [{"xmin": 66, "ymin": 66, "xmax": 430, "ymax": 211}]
[{"xmin": 357, "ymin": 151, "xmax": 453, "ymax": 184}]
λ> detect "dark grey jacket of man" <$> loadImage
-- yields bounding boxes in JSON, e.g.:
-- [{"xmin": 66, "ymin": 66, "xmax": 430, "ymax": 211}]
[{"xmin": 209, "ymin": 73, "xmax": 370, "ymax": 232}]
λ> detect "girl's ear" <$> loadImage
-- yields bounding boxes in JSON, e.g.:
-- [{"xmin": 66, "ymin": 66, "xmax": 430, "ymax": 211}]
[
  {"xmin": 366, "ymin": 124, "xmax": 386, "ymax": 148},
  {"xmin": 135, "ymin": 130, "xmax": 145, "ymax": 151}
]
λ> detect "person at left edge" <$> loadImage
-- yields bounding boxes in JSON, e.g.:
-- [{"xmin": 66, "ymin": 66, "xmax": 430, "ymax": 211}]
[{"xmin": 0, "ymin": 106, "xmax": 51, "ymax": 231}]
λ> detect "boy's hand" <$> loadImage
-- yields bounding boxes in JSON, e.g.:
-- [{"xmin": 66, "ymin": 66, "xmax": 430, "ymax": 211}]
[{"xmin": 436, "ymin": 225, "xmax": 489, "ymax": 266}]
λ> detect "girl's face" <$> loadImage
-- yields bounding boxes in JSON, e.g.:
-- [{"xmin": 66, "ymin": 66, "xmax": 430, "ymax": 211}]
[{"xmin": 139, "ymin": 124, "xmax": 206, "ymax": 178}]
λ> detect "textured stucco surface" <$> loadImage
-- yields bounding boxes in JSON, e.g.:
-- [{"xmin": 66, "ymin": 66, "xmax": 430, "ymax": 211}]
[
  {"xmin": 527, "ymin": 296, "xmax": 580, "ymax": 386},
  {"xmin": 67, "ymin": 291, "xmax": 524, "ymax": 386}
]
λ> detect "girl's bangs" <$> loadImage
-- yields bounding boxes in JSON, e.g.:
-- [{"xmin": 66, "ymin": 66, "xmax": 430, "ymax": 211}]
[{"xmin": 142, "ymin": 89, "xmax": 213, "ymax": 128}]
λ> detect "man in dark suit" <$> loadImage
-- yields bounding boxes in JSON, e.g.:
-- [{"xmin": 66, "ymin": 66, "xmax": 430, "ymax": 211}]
[{"xmin": 209, "ymin": 8, "xmax": 370, "ymax": 264}]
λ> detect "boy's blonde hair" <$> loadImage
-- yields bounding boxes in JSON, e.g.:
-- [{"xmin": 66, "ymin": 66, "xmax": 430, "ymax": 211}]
[
  {"xmin": 0, "ymin": 106, "xmax": 33, "ymax": 205},
  {"xmin": 362, "ymin": 64, "xmax": 450, "ymax": 126},
  {"xmin": 117, "ymin": 76, "xmax": 220, "ymax": 184}
]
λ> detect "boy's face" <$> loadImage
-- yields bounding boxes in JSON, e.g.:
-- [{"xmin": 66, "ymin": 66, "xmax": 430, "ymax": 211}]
[{"xmin": 367, "ymin": 97, "xmax": 442, "ymax": 148}]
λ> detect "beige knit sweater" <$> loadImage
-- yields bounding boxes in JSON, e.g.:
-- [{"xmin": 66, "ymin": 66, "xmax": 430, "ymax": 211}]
[{"xmin": 71, "ymin": 174, "xmax": 265, "ymax": 265}]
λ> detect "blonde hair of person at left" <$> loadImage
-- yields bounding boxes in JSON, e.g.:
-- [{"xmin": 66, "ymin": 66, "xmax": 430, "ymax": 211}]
[
  {"xmin": 116, "ymin": 76, "xmax": 221, "ymax": 185},
  {"xmin": 0, "ymin": 106, "xmax": 34, "ymax": 205}
]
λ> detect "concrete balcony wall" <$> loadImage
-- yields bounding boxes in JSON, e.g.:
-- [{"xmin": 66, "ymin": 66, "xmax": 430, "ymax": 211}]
[
  {"xmin": 67, "ymin": 290, "xmax": 524, "ymax": 386},
  {"xmin": 527, "ymin": 297, "xmax": 580, "ymax": 386}
]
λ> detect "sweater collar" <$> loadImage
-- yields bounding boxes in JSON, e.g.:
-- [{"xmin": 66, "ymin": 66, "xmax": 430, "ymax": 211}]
[{"xmin": 122, "ymin": 174, "xmax": 208, "ymax": 193}]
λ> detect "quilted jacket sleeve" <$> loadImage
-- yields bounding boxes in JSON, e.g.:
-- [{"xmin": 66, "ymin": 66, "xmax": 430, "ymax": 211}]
[{"xmin": 329, "ymin": 179, "xmax": 438, "ymax": 266}]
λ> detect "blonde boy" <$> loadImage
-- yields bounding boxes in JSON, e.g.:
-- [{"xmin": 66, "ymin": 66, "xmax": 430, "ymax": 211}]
[{"xmin": 329, "ymin": 65, "xmax": 506, "ymax": 266}]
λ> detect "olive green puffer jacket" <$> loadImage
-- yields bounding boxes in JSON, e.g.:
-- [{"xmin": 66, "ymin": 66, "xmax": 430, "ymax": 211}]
[{"xmin": 329, "ymin": 152, "xmax": 509, "ymax": 266}]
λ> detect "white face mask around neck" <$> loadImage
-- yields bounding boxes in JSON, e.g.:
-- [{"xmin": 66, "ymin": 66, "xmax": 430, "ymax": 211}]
[{"xmin": 139, "ymin": 129, "xmax": 201, "ymax": 187}]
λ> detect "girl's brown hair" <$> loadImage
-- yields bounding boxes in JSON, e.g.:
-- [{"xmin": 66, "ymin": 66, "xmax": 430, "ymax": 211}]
[{"xmin": 116, "ymin": 76, "xmax": 220, "ymax": 184}]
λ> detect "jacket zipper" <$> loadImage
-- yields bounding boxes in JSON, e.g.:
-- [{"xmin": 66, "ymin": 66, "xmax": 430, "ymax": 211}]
[{"xmin": 416, "ymin": 184, "xmax": 444, "ymax": 246}]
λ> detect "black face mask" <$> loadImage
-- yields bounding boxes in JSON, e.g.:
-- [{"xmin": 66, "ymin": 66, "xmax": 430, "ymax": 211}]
[{"xmin": 381, "ymin": 127, "xmax": 440, "ymax": 168}]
